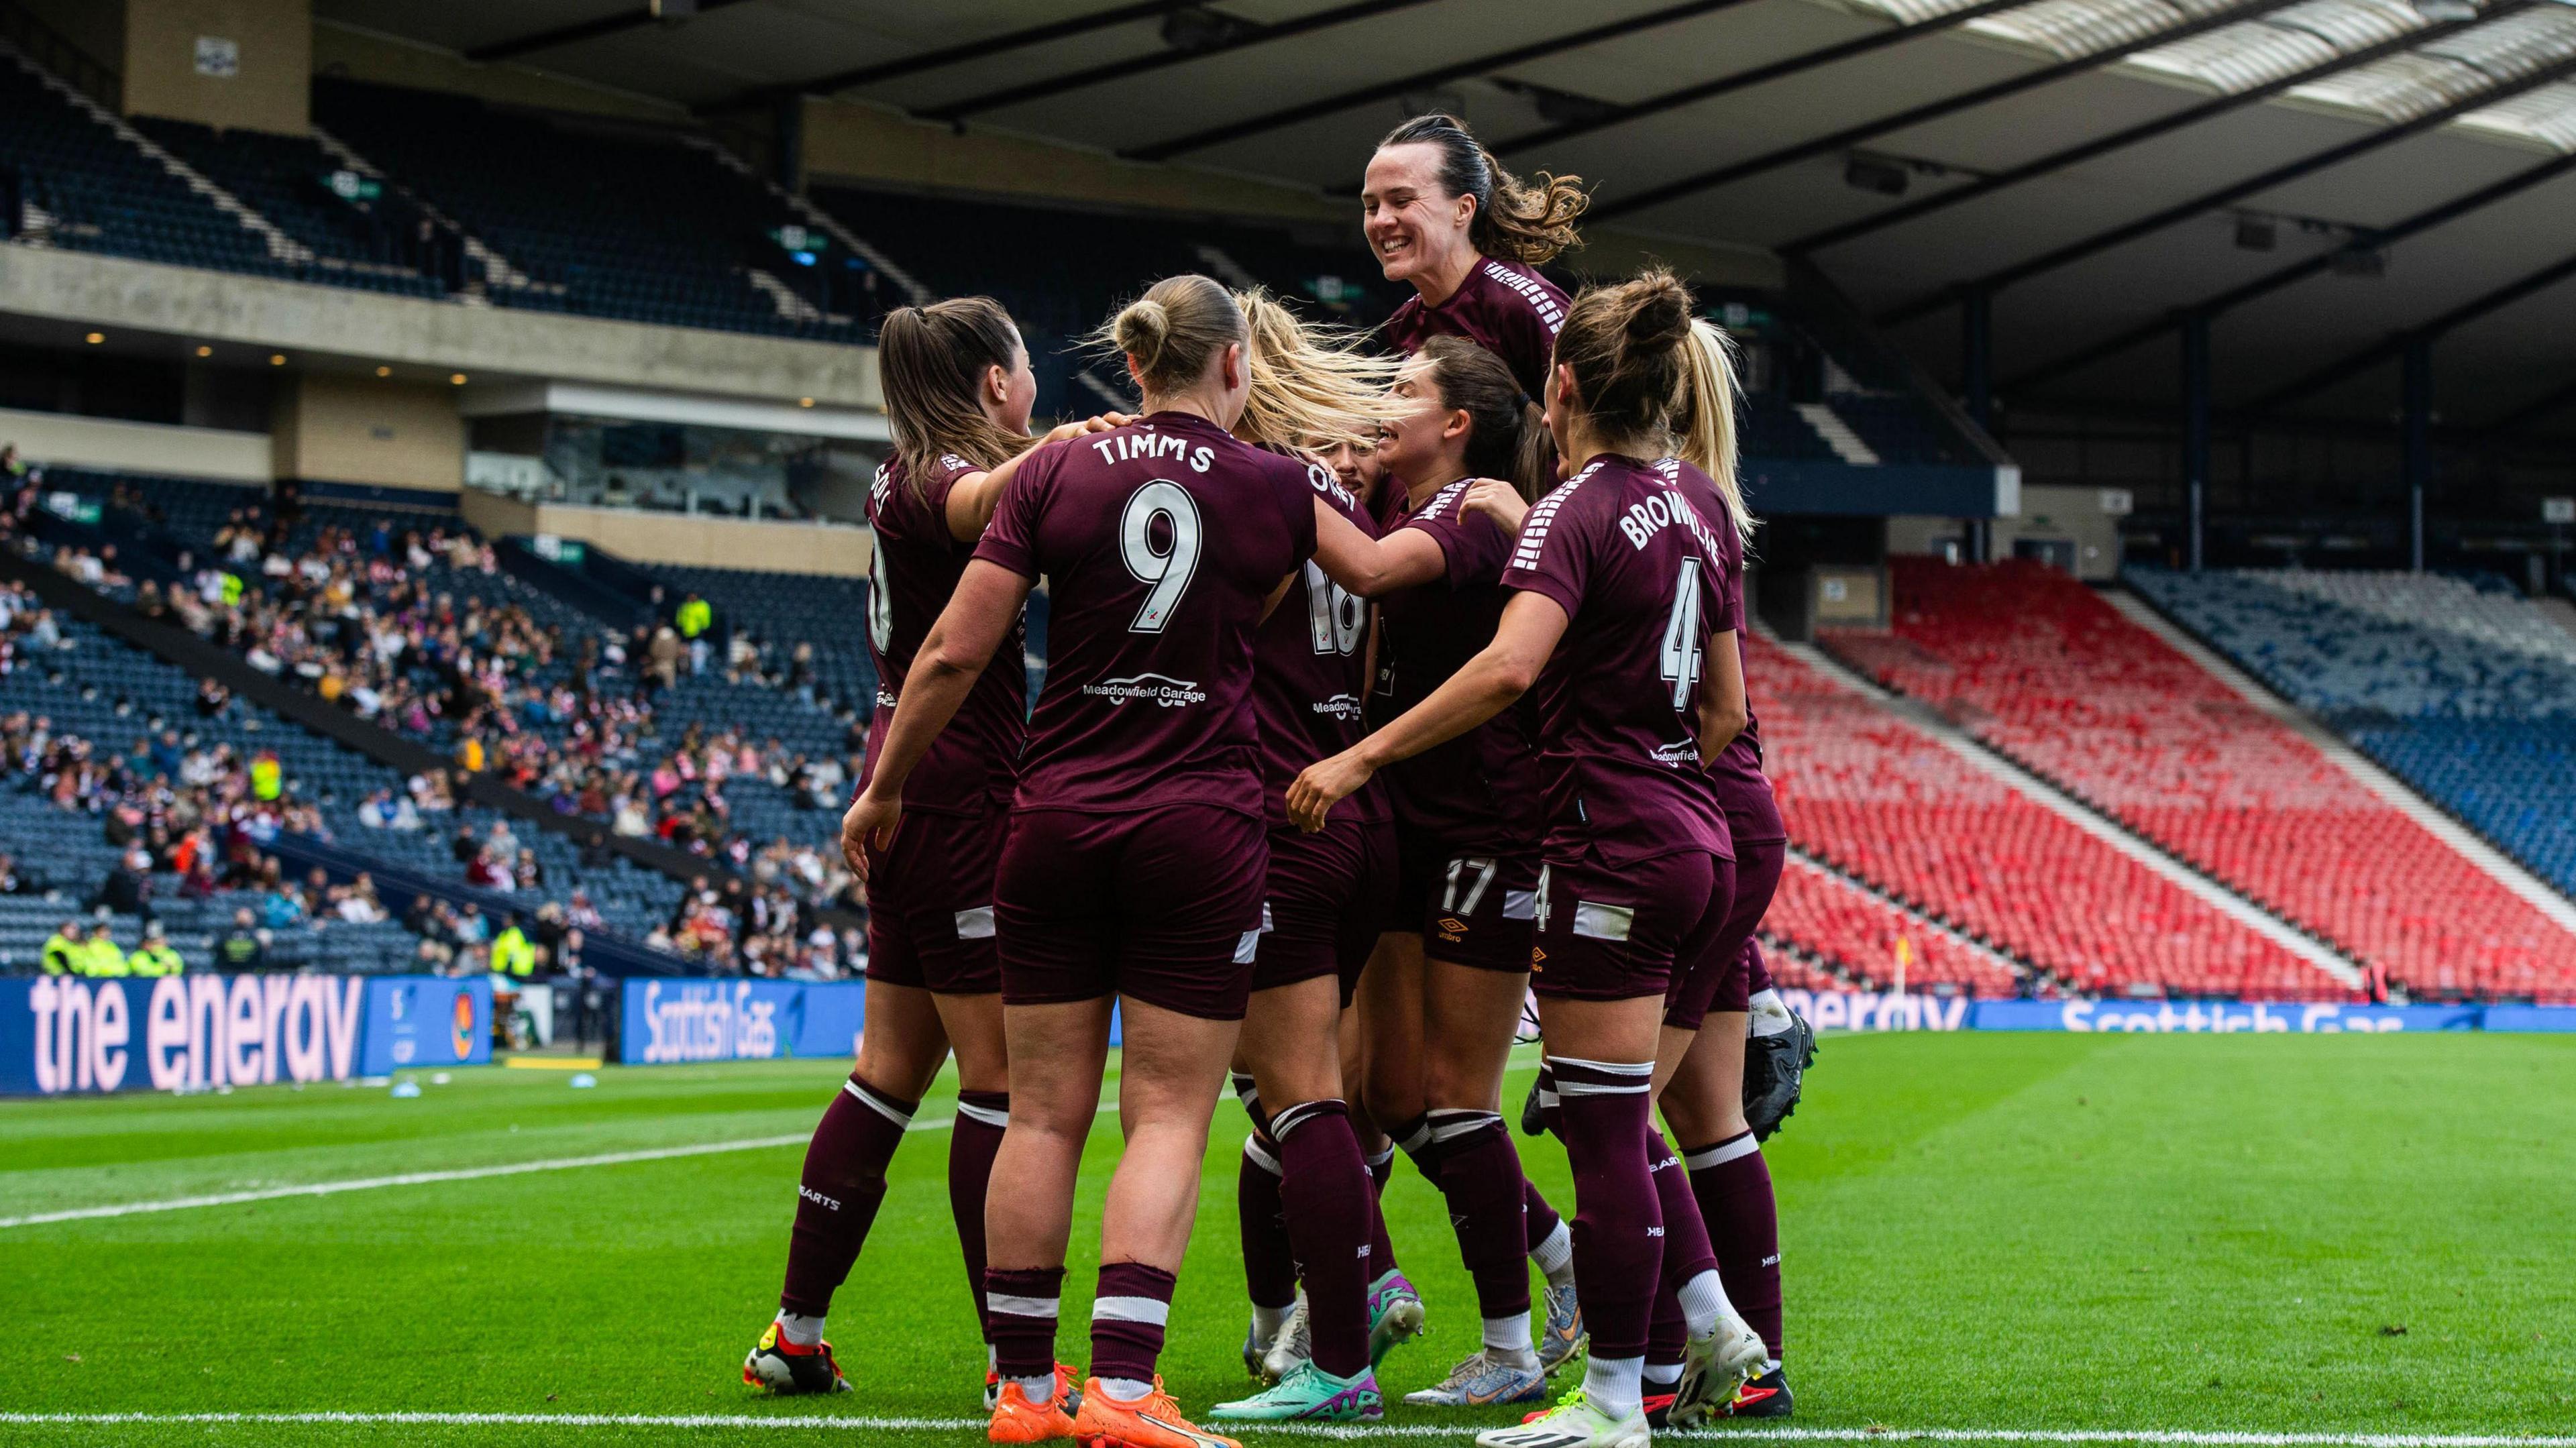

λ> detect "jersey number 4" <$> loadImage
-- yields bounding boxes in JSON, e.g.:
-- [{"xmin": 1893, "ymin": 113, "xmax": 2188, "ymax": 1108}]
[
  {"xmin": 1660, "ymin": 557, "xmax": 1705, "ymax": 708},
  {"xmin": 1121, "ymin": 480, "xmax": 1202, "ymax": 634}
]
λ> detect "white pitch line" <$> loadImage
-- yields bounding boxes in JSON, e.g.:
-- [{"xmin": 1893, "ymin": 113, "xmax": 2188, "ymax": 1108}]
[
  {"xmin": 0, "ymin": 1101, "xmax": 1122, "ymax": 1231},
  {"xmin": 0, "ymin": 1415, "xmax": 2566, "ymax": 1445}
]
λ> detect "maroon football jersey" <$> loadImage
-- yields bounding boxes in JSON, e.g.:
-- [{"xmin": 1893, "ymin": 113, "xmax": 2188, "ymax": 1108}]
[
  {"xmin": 859, "ymin": 452, "xmax": 1026, "ymax": 816},
  {"xmin": 1252, "ymin": 463, "xmax": 1388, "ymax": 828},
  {"xmin": 1500, "ymin": 454, "xmax": 1735, "ymax": 867},
  {"xmin": 1706, "ymin": 498, "xmax": 1786, "ymax": 844},
  {"xmin": 1383, "ymin": 258, "xmax": 1571, "ymax": 402},
  {"xmin": 1372, "ymin": 479, "xmax": 1545, "ymax": 854},
  {"xmin": 974, "ymin": 411, "xmax": 1318, "ymax": 818}
]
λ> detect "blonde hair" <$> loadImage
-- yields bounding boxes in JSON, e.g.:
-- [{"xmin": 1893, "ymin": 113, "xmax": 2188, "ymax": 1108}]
[
  {"xmin": 1232, "ymin": 288, "xmax": 1410, "ymax": 453},
  {"xmin": 1092, "ymin": 274, "xmax": 1245, "ymax": 398},
  {"xmin": 1674, "ymin": 319, "xmax": 1756, "ymax": 548}
]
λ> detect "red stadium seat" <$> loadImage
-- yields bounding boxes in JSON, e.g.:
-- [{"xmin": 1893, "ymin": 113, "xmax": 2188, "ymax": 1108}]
[
  {"xmin": 1818, "ymin": 560, "xmax": 2576, "ymax": 999},
  {"xmin": 1748, "ymin": 633, "xmax": 2336, "ymax": 999}
]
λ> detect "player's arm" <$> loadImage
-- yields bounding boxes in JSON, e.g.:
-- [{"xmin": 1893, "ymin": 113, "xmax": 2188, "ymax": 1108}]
[
  {"xmin": 1288, "ymin": 590, "xmax": 1566, "ymax": 832},
  {"xmin": 1309, "ymin": 498, "xmax": 1448, "ymax": 598},
  {"xmin": 943, "ymin": 415, "xmax": 1130, "ymax": 542},
  {"xmin": 841, "ymin": 559, "xmax": 1031, "ymax": 874},
  {"xmin": 1697, "ymin": 628, "xmax": 1748, "ymax": 766}
]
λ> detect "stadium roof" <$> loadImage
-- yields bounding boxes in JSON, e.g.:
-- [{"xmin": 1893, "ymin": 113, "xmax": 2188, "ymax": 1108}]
[{"xmin": 317, "ymin": 0, "xmax": 2576, "ymax": 431}]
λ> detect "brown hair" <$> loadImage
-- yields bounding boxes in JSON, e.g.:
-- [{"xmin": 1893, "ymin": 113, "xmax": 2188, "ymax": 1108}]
[
  {"xmin": 1233, "ymin": 288, "xmax": 1409, "ymax": 453},
  {"xmin": 1415, "ymin": 335, "xmax": 1556, "ymax": 502},
  {"xmin": 876, "ymin": 297, "xmax": 1031, "ymax": 486},
  {"xmin": 1674, "ymin": 319, "xmax": 1756, "ymax": 547},
  {"xmin": 1552, "ymin": 269, "xmax": 1696, "ymax": 456},
  {"xmin": 1093, "ymin": 274, "xmax": 1246, "ymax": 398},
  {"xmin": 1379, "ymin": 114, "xmax": 1589, "ymax": 266}
]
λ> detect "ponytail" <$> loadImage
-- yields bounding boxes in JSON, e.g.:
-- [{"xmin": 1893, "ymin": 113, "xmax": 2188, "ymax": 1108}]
[
  {"xmin": 1552, "ymin": 268, "xmax": 1695, "ymax": 457},
  {"xmin": 1379, "ymin": 113, "xmax": 1589, "ymax": 266},
  {"xmin": 1675, "ymin": 319, "xmax": 1756, "ymax": 548}
]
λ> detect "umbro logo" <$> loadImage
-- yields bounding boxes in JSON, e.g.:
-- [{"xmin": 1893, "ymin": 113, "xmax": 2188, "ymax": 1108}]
[{"xmin": 1438, "ymin": 917, "xmax": 1467, "ymax": 934}]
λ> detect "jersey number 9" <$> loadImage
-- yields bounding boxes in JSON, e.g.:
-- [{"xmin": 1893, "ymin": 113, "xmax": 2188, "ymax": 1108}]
[{"xmin": 1120, "ymin": 480, "xmax": 1203, "ymax": 634}]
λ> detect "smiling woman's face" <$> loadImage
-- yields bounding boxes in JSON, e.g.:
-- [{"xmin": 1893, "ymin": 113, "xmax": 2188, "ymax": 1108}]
[
  {"xmin": 1373, "ymin": 354, "xmax": 1465, "ymax": 486},
  {"xmin": 1362, "ymin": 142, "xmax": 1473, "ymax": 286}
]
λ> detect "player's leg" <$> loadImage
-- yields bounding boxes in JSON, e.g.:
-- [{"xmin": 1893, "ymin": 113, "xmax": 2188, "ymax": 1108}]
[
  {"xmin": 1405, "ymin": 950, "xmax": 1548, "ymax": 1408},
  {"xmin": 745, "ymin": 975, "xmax": 949, "ymax": 1395},
  {"xmin": 983, "ymin": 810, "xmax": 1118, "ymax": 1441},
  {"xmin": 1663, "ymin": 1007, "xmax": 1790, "ymax": 1418},
  {"xmin": 931, "ymin": 989, "xmax": 1012, "ymax": 1402},
  {"xmin": 1334, "ymin": 819, "xmax": 1423, "ymax": 1366},
  {"xmin": 1067, "ymin": 803, "xmax": 1263, "ymax": 1448},
  {"xmin": 1212, "ymin": 970, "xmax": 1384, "ymax": 1421},
  {"xmin": 1227, "ymin": 1061, "xmax": 1301, "ymax": 1380},
  {"xmin": 1479, "ymin": 850, "xmax": 1740, "ymax": 1448},
  {"xmin": 985, "ymin": 995, "xmax": 1114, "ymax": 1440}
]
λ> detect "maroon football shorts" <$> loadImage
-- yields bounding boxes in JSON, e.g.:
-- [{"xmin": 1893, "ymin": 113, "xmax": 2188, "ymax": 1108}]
[
  {"xmin": 1529, "ymin": 849, "xmax": 1735, "ymax": 1003},
  {"xmin": 1664, "ymin": 837, "xmax": 1785, "ymax": 1029},
  {"xmin": 863, "ymin": 806, "xmax": 1003, "ymax": 995},
  {"xmin": 1390, "ymin": 828, "xmax": 1543, "ymax": 974},
  {"xmin": 994, "ymin": 804, "xmax": 1268, "ymax": 1021},
  {"xmin": 1256, "ymin": 817, "xmax": 1397, "ymax": 1006}
]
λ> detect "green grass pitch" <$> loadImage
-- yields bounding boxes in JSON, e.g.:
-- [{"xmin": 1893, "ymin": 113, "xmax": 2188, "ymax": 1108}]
[{"xmin": 3, "ymin": 1032, "xmax": 2573, "ymax": 1447}]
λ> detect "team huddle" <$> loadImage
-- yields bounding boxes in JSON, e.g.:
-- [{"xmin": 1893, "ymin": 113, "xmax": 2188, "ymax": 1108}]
[{"xmin": 739, "ymin": 113, "xmax": 1813, "ymax": 1448}]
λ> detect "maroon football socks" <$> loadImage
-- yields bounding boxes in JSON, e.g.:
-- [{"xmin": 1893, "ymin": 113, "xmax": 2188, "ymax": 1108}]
[
  {"xmin": 777, "ymin": 1071, "xmax": 916, "ymax": 1321},
  {"xmin": 948, "ymin": 1089, "xmax": 1008, "ymax": 1343},
  {"xmin": 1688, "ymin": 1129, "xmax": 1784, "ymax": 1359},
  {"xmin": 1271, "ymin": 1099, "xmax": 1375, "ymax": 1378},
  {"xmin": 1089, "ymin": 1261, "xmax": 1179, "ymax": 1389}
]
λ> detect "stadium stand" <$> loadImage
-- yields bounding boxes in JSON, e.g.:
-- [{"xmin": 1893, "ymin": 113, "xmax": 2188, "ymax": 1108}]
[
  {"xmin": 1762, "ymin": 854, "xmax": 2021, "ymax": 998},
  {"xmin": 310, "ymin": 78, "xmax": 880, "ymax": 337},
  {"xmin": 2127, "ymin": 567, "xmax": 2576, "ymax": 901},
  {"xmin": 1750, "ymin": 632, "xmax": 2338, "ymax": 999},
  {"xmin": 130, "ymin": 117, "xmax": 449, "ymax": 298},
  {"xmin": 3, "ymin": 472, "xmax": 867, "ymax": 972},
  {"xmin": 1824, "ymin": 560, "xmax": 2576, "ymax": 1001},
  {"xmin": 0, "ymin": 42, "xmax": 297, "ymax": 284}
]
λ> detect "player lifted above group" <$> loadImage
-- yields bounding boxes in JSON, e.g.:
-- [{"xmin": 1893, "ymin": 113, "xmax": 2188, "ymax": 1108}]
[{"xmin": 739, "ymin": 112, "xmax": 1809, "ymax": 1448}]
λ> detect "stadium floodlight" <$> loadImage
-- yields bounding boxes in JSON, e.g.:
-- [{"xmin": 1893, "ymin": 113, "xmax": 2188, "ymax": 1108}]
[
  {"xmin": 2330, "ymin": 244, "xmax": 2390, "ymax": 278},
  {"xmin": 2235, "ymin": 216, "xmax": 2277, "ymax": 251},
  {"xmin": 1845, "ymin": 156, "xmax": 1911, "ymax": 195}
]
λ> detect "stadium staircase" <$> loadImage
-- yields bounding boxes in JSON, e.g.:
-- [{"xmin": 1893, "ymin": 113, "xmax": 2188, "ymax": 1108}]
[{"xmin": 1823, "ymin": 559, "xmax": 2576, "ymax": 1002}]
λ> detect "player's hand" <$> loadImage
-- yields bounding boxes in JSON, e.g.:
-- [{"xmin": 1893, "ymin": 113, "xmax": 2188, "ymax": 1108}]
[
  {"xmin": 1043, "ymin": 413, "xmax": 1129, "ymax": 445},
  {"xmin": 1461, "ymin": 479, "xmax": 1528, "ymax": 537},
  {"xmin": 839, "ymin": 789, "xmax": 903, "ymax": 881},
  {"xmin": 1287, "ymin": 748, "xmax": 1373, "ymax": 833}
]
